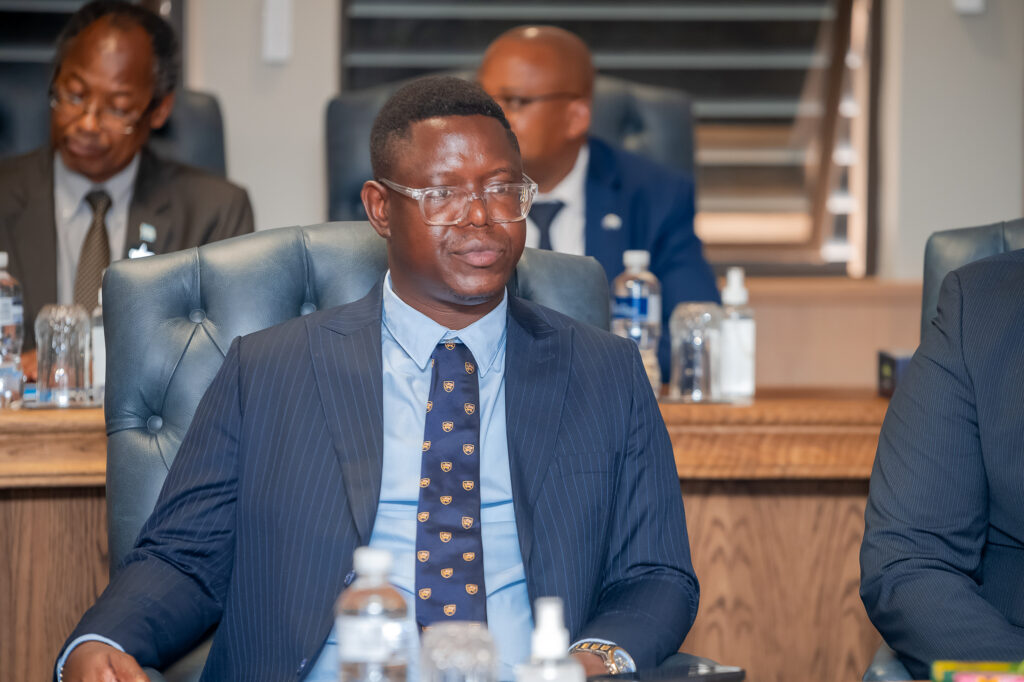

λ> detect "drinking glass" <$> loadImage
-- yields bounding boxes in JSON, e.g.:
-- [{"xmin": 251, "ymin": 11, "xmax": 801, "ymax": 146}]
[{"xmin": 34, "ymin": 304, "xmax": 90, "ymax": 407}]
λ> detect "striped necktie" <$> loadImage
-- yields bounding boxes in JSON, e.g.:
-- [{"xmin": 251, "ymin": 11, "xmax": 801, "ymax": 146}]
[
  {"xmin": 414, "ymin": 340, "xmax": 486, "ymax": 627},
  {"xmin": 74, "ymin": 190, "xmax": 112, "ymax": 310},
  {"xmin": 529, "ymin": 200, "xmax": 565, "ymax": 251}
]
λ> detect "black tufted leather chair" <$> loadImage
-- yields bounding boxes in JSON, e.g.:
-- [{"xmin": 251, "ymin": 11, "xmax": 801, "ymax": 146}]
[
  {"xmin": 0, "ymin": 60, "xmax": 227, "ymax": 176},
  {"xmin": 325, "ymin": 74, "xmax": 694, "ymax": 221},
  {"xmin": 101, "ymin": 220, "xmax": 610, "ymax": 681},
  {"xmin": 920, "ymin": 218, "xmax": 1024, "ymax": 340}
]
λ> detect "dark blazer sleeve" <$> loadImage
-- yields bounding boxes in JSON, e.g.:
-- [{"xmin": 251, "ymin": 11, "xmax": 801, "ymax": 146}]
[
  {"xmin": 860, "ymin": 271, "xmax": 1024, "ymax": 678},
  {"xmin": 647, "ymin": 173, "xmax": 720, "ymax": 381},
  {"xmin": 576, "ymin": 344, "xmax": 700, "ymax": 667},
  {"xmin": 61, "ymin": 337, "xmax": 244, "ymax": 669}
]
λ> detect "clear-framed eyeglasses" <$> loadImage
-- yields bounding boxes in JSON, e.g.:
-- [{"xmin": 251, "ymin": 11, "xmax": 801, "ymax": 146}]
[
  {"xmin": 379, "ymin": 175, "xmax": 538, "ymax": 226},
  {"xmin": 49, "ymin": 86, "xmax": 153, "ymax": 135}
]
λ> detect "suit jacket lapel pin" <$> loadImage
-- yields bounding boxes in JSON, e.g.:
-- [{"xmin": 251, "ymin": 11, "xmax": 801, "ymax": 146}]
[
  {"xmin": 601, "ymin": 213, "xmax": 622, "ymax": 230},
  {"xmin": 139, "ymin": 222, "xmax": 158, "ymax": 244},
  {"xmin": 129, "ymin": 222, "xmax": 158, "ymax": 259}
]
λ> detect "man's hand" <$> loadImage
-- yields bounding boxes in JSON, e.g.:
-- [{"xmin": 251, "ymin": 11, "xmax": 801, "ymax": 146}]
[
  {"xmin": 62, "ymin": 641, "xmax": 148, "ymax": 682},
  {"xmin": 572, "ymin": 651, "xmax": 610, "ymax": 677},
  {"xmin": 21, "ymin": 348, "xmax": 36, "ymax": 382}
]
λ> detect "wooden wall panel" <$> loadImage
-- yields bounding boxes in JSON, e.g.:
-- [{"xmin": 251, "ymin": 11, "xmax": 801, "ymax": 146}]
[
  {"xmin": 748, "ymin": 277, "xmax": 921, "ymax": 390},
  {"xmin": 681, "ymin": 480, "xmax": 882, "ymax": 682},
  {"xmin": 0, "ymin": 488, "xmax": 108, "ymax": 681}
]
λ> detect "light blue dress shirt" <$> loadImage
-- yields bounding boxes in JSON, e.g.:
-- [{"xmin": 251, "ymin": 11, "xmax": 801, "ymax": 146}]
[{"xmin": 306, "ymin": 273, "xmax": 532, "ymax": 681}]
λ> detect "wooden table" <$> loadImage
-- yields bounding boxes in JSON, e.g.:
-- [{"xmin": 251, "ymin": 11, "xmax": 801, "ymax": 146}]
[{"xmin": 0, "ymin": 393, "xmax": 886, "ymax": 682}]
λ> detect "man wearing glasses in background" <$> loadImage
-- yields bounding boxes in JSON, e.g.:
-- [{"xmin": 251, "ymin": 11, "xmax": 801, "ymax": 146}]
[
  {"xmin": 0, "ymin": 1, "xmax": 253, "ymax": 379},
  {"xmin": 478, "ymin": 26, "xmax": 720, "ymax": 384},
  {"xmin": 59, "ymin": 76, "xmax": 698, "ymax": 682}
]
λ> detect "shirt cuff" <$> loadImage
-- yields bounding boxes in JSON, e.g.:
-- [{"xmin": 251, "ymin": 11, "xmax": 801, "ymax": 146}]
[
  {"xmin": 569, "ymin": 638, "xmax": 637, "ymax": 674},
  {"xmin": 56, "ymin": 634, "xmax": 127, "ymax": 681}
]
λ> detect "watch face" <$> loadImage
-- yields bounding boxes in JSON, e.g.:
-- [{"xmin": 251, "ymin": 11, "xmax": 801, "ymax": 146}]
[{"xmin": 611, "ymin": 648, "xmax": 635, "ymax": 673}]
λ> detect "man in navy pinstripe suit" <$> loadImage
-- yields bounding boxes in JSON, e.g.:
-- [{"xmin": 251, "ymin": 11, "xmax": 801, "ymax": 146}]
[
  {"xmin": 60, "ymin": 76, "xmax": 698, "ymax": 682},
  {"xmin": 861, "ymin": 249, "xmax": 1024, "ymax": 678}
]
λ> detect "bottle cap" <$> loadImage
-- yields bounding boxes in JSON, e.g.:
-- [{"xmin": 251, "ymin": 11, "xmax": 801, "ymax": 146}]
[
  {"xmin": 622, "ymin": 250, "xmax": 650, "ymax": 270},
  {"xmin": 352, "ymin": 546, "xmax": 393, "ymax": 577},
  {"xmin": 532, "ymin": 597, "xmax": 569, "ymax": 661},
  {"xmin": 722, "ymin": 266, "xmax": 748, "ymax": 306},
  {"xmin": 0, "ymin": 251, "xmax": 7, "ymax": 269}
]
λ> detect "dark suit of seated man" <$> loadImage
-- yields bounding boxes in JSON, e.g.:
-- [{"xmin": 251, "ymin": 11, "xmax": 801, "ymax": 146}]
[
  {"xmin": 59, "ymin": 76, "xmax": 699, "ymax": 682},
  {"xmin": 860, "ymin": 249, "xmax": 1024, "ymax": 679},
  {"xmin": 477, "ymin": 26, "xmax": 720, "ymax": 382},
  {"xmin": 0, "ymin": 1, "xmax": 253, "ymax": 378}
]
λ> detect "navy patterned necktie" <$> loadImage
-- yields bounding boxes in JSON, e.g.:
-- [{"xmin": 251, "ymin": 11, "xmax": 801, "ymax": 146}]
[
  {"xmin": 529, "ymin": 200, "xmax": 565, "ymax": 251},
  {"xmin": 414, "ymin": 340, "xmax": 486, "ymax": 627}
]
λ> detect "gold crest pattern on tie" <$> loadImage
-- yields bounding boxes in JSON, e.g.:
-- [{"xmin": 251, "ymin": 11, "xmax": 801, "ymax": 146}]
[{"xmin": 414, "ymin": 341, "xmax": 487, "ymax": 628}]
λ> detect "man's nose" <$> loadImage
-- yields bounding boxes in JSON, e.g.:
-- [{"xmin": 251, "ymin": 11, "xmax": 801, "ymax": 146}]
[
  {"xmin": 74, "ymin": 102, "xmax": 104, "ymax": 134},
  {"xmin": 465, "ymin": 194, "xmax": 488, "ymax": 227}
]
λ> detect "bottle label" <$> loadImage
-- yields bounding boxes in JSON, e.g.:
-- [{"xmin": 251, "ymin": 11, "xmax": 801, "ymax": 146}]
[
  {"xmin": 337, "ymin": 615, "xmax": 408, "ymax": 664},
  {"xmin": 0, "ymin": 298, "xmax": 12, "ymax": 326},
  {"xmin": 612, "ymin": 295, "xmax": 648, "ymax": 320},
  {"xmin": 720, "ymin": 318, "xmax": 755, "ymax": 397}
]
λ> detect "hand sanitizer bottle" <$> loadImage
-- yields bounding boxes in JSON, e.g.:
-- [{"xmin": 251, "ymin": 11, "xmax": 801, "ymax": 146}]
[
  {"xmin": 719, "ymin": 267, "xmax": 755, "ymax": 403},
  {"xmin": 515, "ymin": 598, "xmax": 585, "ymax": 682}
]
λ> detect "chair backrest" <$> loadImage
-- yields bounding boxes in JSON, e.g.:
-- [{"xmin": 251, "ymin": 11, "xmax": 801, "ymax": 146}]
[
  {"xmin": 921, "ymin": 218, "xmax": 1024, "ymax": 340},
  {"xmin": 102, "ymin": 221, "xmax": 611, "ymax": 571},
  {"xmin": 0, "ymin": 61, "xmax": 227, "ymax": 176},
  {"xmin": 325, "ymin": 74, "xmax": 694, "ymax": 221}
]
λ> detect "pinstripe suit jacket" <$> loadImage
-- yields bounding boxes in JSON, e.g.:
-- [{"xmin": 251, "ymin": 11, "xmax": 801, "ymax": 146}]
[
  {"xmin": 68, "ymin": 282, "xmax": 698, "ymax": 680},
  {"xmin": 860, "ymin": 249, "xmax": 1024, "ymax": 679}
]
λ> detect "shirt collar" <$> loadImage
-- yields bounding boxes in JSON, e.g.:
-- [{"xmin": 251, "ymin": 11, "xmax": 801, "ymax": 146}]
[
  {"xmin": 382, "ymin": 271, "xmax": 507, "ymax": 376},
  {"xmin": 534, "ymin": 143, "xmax": 589, "ymax": 208},
  {"xmin": 53, "ymin": 152, "xmax": 140, "ymax": 219}
]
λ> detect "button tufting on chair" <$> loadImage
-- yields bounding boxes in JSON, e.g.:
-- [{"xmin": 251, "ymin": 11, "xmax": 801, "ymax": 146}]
[
  {"xmin": 147, "ymin": 415, "xmax": 164, "ymax": 433},
  {"xmin": 189, "ymin": 309, "xmax": 206, "ymax": 323},
  {"xmin": 299, "ymin": 302, "xmax": 317, "ymax": 315}
]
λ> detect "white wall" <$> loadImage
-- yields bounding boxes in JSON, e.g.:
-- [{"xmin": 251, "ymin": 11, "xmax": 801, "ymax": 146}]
[
  {"xmin": 878, "ymin": 0, "xmax": 1024, "ymax": 278},
  {"xmin": 185, "ymin": 0, "xmax": 339, "ymax": 230}
]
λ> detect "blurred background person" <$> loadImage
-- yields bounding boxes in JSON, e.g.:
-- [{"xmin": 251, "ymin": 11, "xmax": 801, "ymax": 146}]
[
  {"xmin": 0, "ymin": 0, "xmax": 253, "ymax": 380},
  {"xmin": 477, "ymin": 26, "xmax": 719, "ymax": 381}
]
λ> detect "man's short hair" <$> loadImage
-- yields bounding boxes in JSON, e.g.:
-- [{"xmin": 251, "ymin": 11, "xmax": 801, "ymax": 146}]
[
  {"xmin": 52, "ymin": 0, "xmax": 181, "ymax": 102},
  {"xmin": 370, "ymin": 75, "xmax": 519, "ymax": 179}
]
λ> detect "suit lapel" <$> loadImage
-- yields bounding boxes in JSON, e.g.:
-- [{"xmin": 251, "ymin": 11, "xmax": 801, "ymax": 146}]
[
  {"xmin": 5, "ymin": 149, "xmax": 58, "ymax": 319},
  {"xmin": 126, "ymin": 148, "xmax": 173, "ymax": 258},
  {"xmin": 309, "ymin": 283, "xmax": 385, "ymax": 545},
  {"xmin": 505, "ymin": 297, "xmax": 573, "ymax": 568},
  {"xmin": 584, "ymin": 138, "xmax": 631, "ymax": 278}
]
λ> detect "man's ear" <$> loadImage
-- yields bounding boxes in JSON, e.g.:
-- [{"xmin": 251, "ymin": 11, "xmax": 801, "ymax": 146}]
[
  {"xmin": 148, "ymin": 93, "xmax": 175, "ymax": 130},
  {"xmin": 362, "ymin": 180, "xmax": 391, "ymax": 239},
  {"xmin": 566, "ymin": 98, "xmax": 592, "ymax": 140}
]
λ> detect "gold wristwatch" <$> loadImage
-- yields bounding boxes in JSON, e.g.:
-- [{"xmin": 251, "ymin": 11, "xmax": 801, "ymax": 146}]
[{"xmin": 570, "ymin": 640, "xmax": 637, "ymax": 675}]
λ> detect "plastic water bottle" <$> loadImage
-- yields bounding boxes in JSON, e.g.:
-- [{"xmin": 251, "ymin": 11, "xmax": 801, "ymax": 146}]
[
  {"xmin": 0, "ymin": 252, "xmax": 24, "ymax": 408},
  {"xmin": 719, "ymin": 267, "xmax": 755, "ymax": 403},
  {"xmin": 611, "ymin": 250, "xmax": 661, "ymax": 394},
  {"xmin": 90, "ymin": 289, "xmax": 105, "ymax": 404},
  {"xmin": 336, "ymin": 547, "xmax": 410, "ymax": 682},
  {"xmin": 514, "ymin": 598, "xmax": 584, "ymax": 682}
]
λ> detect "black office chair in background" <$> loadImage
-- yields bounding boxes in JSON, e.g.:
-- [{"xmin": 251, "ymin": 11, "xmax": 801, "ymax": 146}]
[
  {"xmin": 325, "ymin": 74, "xmax": 695, "ymax": 222},
  {"xmin": 0, "ymin": 62, "xmax": 228, "ymax": 175},
  {"xmin": 919, "ymin": 217, "xmax": 1024, "ymax": 340}
]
